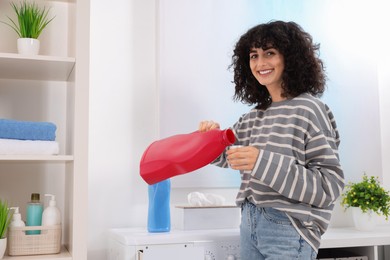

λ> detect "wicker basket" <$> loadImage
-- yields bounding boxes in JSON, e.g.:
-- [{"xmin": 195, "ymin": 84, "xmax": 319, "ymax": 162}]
[{"xmin": 7, "ymin": 225, "xmax": 61, "ymax": 256}]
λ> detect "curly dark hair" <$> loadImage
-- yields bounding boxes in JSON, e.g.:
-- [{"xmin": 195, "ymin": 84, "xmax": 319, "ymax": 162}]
[{"xmin": 230, "ymin": 20, "xmax": 326, "ymax": 109}]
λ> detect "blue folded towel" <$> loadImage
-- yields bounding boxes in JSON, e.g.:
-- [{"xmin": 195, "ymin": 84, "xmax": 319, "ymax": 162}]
[{"xmin": 0, "ymin": 119, "xmax": 56, "ymax": 141}]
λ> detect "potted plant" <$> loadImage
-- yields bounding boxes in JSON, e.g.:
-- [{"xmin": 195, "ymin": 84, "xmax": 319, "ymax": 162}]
[
  {"xmin": 341, "ymin": 174, "xmax": 390, "ymax": 231},
  {"xmin": 0, "ymin": 200, "xmax": 13, "ymax": 259},
  {"xmin": 1, "ymin": 1, "xmax": 55, "ymax": 55}
]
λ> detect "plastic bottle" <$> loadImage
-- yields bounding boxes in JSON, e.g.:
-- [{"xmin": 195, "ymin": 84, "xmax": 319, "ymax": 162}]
[
  {"xmin": 147, "ymin": 179, "xmax": 171, "ymax": 233},
  {"xmin": 42, "ymin": 194, "xmax": 61, "ymax": 226},
  {"xmin": 140, "ymin": 129, "xmax": 235, "ymax": 184},
  {"xmin": 26, "ymin": 193, "xmax": 43, "ymax": 235},
  {"xmin": 9, "ymin": 207, "xmax": 25, "ymax": 227}
]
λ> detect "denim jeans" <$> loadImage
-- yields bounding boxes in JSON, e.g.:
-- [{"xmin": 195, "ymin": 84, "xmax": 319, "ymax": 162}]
[{"xmin": 240, "ymin": 200, "xmax": 317, "ymax": 260}]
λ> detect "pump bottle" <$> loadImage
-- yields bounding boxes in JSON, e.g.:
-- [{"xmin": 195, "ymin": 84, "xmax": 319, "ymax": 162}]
[
  {"xmin": 9, "ymin": 207, "xmax": 25, "ymax": 227},
  {"xmin": 42, "ymin": 194, "xmax": 61, "ymax": 226}
]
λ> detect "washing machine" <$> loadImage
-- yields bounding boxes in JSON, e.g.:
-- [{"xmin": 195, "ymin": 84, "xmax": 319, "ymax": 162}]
[{"xmin": 108, "ymin": 228, "xmax": 240, "ymax": 260}]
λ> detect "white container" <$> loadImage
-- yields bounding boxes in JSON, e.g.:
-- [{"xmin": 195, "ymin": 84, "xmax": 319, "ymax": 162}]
[
  {"xmin": 42, "ymin": 194, "xmax": 61, "ymax": 226},
  {"xmin": 0, "ymin": 238, "xmax": 6, "ymax": 259},
  {"xmin": 351, "ymin": 207, "xmax": 377, "ymax": 231},
  {"xmin": 8, "ymin": 225, "xmax": 61, "ymax": 256},
  {"xmin": 9, "ymin": 207, "xmax": 25, "ymax": 227},
  {"xmin": 174, "ymin": 205, "xmax": 240, "ymax": 230},
  {"xmin": 17, "ymin": 38, "xmax": 40, "ymax": 55}
]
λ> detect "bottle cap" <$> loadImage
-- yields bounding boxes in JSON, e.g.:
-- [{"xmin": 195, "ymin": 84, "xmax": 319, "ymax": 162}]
[
  {"xmin": 31, "ymin": 193, "xmax": 40, "ymax": 202},
  {"xmin": 10, "ymin": 207, "xmax": 22, "ymax": 221},
  {"xmin": 45, "ymin": 194, "xmax": 57, "ymax": 206}
]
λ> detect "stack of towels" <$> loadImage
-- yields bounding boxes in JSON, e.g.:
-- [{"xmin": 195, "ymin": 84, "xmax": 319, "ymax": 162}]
[{"xmin": 0, "ymin": 119, "xmax": 59, "ymax": 155}]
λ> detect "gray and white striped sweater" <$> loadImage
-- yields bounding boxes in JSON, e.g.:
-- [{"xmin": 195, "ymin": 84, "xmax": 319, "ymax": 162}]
[{"xmin": 212, "ymin": 93, "xmax": 344, "ymax": 252}]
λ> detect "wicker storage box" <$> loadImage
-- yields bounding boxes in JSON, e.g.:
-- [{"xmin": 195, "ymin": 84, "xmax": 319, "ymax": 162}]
[{"xmin": 7, "ymin": 225, "xmax": 61, "ymax": 256}]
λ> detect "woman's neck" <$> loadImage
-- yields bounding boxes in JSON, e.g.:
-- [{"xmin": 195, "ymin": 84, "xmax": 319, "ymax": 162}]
[{"xmin": 267, "ymin": 86, "xmax": 286, "ymax": 102}]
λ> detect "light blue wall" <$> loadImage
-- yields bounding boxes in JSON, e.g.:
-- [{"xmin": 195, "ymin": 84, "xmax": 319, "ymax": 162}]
[{"xmin": 159, "ymin": 0, "xmax": 384, "ymax": 187}]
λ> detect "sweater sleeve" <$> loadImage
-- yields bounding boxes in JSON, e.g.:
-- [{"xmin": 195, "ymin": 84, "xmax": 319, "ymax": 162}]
[
  {"xmin": 252, "ymin": 129, "xmax": 344, "ymax": 208},
  {"xmin": 211, "ymin": 115, "xmax": 247, "ymax": 168},
  {"xmin": 210, "ymin": 148, "xmax": 230, "ymax": 168}
]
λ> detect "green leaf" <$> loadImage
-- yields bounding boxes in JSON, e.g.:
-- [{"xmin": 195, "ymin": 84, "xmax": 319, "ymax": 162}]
[
  {"xmin": 0, "ymin": 200, "xmax": 13, "ymax": 239},
  {"xmin": 341, "ymin": 174, "xmax": 390, "ymax": 220},
  {"xmin": 0, "ymin": 1, "xmax": 55, "ymax": 39}
]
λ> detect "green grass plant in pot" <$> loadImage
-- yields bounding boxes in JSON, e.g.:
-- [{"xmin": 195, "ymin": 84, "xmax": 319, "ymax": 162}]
[
  {"xmin": 341, "ymin": 174, "xmax": 390, "ymax": 231},
  {"xmin": 1, "ymin": 1, "xmax": 55, "ymax": 55},
  {"xmin": 0, "ymin": 200, "xmax": 13, "ymax": 259}
]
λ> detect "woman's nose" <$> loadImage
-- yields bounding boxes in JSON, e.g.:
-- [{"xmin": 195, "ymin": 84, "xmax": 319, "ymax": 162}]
[{"xmin": 255, "ymin": 57, "xmax": 266, "ymax": 68}]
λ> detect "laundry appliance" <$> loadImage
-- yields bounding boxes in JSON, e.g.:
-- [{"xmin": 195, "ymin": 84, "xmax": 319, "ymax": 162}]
[{"xmin": 108, "ymin": 228, "xmax": 240, "ymax": 260}]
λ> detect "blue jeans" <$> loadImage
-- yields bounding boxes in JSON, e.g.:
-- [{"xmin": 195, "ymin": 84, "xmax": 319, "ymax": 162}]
[{"xmin": 240, "ymin": 200, "xmax": 317, "ymax": 260}]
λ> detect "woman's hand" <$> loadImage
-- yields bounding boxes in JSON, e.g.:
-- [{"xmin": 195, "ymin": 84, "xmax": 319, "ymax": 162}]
[
  {"xmin": 198, "ymin": 120, "xmax": 220, "ymax": 132},
  {"xmin": 226, "ymin": 146, "xmax": 260, "ymax": 171}
]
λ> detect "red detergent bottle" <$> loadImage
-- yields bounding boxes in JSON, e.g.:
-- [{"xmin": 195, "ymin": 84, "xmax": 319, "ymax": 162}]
[{"xmin": 140, "ymin": 129, "xmax": 235, "ymax": 184}]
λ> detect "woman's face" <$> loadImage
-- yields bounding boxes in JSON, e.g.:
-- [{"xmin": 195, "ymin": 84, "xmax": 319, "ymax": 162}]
[{"xmin": 249, "ymin": 47, "xmax": 285, "ymax": 92}]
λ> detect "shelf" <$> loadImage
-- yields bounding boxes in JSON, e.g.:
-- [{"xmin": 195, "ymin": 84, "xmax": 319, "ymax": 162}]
[
  {"xmin": 0, "ymin": 155, "xmax": 73, "ymax": 162},
  {"xmin": 0, "ymin": 53, "xmax": 75, "ymax": 81},
  {"xmin": 320, "ymin": 225, "xmax": 390, "ymax": 249},
  {"xmin": 3, "ymin": 246, "xmax": 71, "ymax": 260},
  {"xmin": 45, "ymin": 0, "xmax": 74, "ymax": 2}
]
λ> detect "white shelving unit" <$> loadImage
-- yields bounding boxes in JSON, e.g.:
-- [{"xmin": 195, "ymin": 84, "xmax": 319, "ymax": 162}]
[
  {"xmin": 0, "ymin": 0, "xmax": 89, "ymax": 259},
  {"xmin": 0, "ymin": 53, "xmax": 75, "ymax": 81},
  {"xmin": 320, "ymin": 226, "xmax": 390, "ymax": 259}
]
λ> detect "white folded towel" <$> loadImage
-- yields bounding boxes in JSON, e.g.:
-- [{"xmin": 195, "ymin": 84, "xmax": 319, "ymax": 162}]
[
  {"xmin": 187, "ymin": 192, "xmax": 226, "ymax": 207},
  {"xmin": 0, "ymin": 138, "xmax": 59, "ymax": 155}
]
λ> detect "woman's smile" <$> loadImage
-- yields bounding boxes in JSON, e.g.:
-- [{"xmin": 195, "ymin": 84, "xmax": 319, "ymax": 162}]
[{"xmin": 259, "ymin": 69, "xmax": 273, "ymax": 75}]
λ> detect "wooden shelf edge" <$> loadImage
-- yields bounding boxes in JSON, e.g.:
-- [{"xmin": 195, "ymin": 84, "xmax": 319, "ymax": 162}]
[
  {"xmin": 0, "ymin": 52, "xmax": 75, "ymax": 63},
  {"xmin": 3, "ymin": 246, "xmax": 71, "ymax": 259},
  {"xmin": 0, "ymin": 155, "xmax": 74, "ymax": 162},
  {"xmin": 320, "ymin": 225, "xmax": 390, "ymax": 249},
  {"xmin": 0, "ymin": 53, "xmax": 75, "ymax": 81}
]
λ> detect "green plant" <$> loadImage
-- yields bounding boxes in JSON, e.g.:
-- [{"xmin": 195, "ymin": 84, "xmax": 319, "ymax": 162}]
[
  {"xmin": 341, "ymin": 174, "xmax": 390, "ymax": 220},
  {"xmin": 0, "ymin": 200, "xmax": 13, "ymax": 239},
  {"xmin": 1, "ymin": 1, "xmax": 55, "ymax": 39}
]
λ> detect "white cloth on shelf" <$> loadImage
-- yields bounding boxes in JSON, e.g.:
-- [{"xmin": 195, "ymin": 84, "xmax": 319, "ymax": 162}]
[
  {"xmin": 0, "ymin": 138, "xmax": 59, "ymax": 155},
  {"xmin": 187, "ymin": 192, "xmax": 226, "ymax": 207}
]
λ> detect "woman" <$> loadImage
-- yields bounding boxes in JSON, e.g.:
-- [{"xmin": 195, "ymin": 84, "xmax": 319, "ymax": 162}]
[{"xmin": 199, "ymin": 21, "xmax": 344, "ymax": 259}]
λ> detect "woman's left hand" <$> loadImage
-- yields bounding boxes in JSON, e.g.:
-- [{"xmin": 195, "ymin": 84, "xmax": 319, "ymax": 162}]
[{"xmin": 226, "ymin": 146, "xmax": 260, "ymax": 171}]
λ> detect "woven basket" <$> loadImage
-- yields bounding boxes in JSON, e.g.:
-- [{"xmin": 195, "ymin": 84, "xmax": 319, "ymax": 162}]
[{"xmin": 7, "ymin": 225, "xmax": 61, "ymax": 256}]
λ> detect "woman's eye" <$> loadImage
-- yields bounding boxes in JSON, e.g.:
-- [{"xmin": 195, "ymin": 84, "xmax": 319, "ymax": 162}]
[
  {"xmin": 265, "ymin": 51, "xmax": 275, "ymax": 56},
  {"xmin": 250, "ymin": 54, "xmax": 258, "ymax": 59}
]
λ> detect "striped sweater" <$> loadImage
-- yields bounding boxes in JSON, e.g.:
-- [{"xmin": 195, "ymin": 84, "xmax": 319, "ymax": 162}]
[{"xmin": 212, "ymin": 93, "xmax": 344, "ymax": 252}]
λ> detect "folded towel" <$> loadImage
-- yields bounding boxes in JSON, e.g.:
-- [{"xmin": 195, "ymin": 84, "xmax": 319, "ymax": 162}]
[
  {"xmin": 0, "ymin": 119, "xmax": 56, "ymax": 141},
  {"xmin": 0, "ymin": 138, "xmax": 59, "ymax": 155},
  {"xmin": 187, "ymin": 192, "xmax": 226, "ymax": 207}
]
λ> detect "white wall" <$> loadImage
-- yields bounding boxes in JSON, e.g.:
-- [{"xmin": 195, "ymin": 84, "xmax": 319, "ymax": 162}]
[
  {"xmin": 88, "ymin": 0, "xmax": 158, "ymax": 258},
  {"xmin": 378, "ymin": 4, "xmax": 390, "ymax": 189}
]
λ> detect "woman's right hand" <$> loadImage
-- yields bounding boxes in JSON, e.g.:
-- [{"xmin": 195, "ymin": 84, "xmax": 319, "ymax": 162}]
[{"xmin": 198, "ymin": 120, "xmax": 220, "ymax": 132}]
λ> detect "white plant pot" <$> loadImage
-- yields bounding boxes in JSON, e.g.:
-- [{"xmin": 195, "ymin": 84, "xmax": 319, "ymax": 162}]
[
  {"xmin": 0, "ymin": 238, "xmax": 6, "ymax": 259},
  {"xmin": 351, "ymin": 207, "xmax": 377, "ymax": 231},
  {"xmin": 17, "ymin": 38, "xmax": 40, "ymax": 55}
]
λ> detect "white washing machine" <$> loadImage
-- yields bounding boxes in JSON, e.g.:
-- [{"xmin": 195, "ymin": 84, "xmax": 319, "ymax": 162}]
[{"xmin": 108, "ymin": 228, "xmax": 240, "ymax": 260}]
